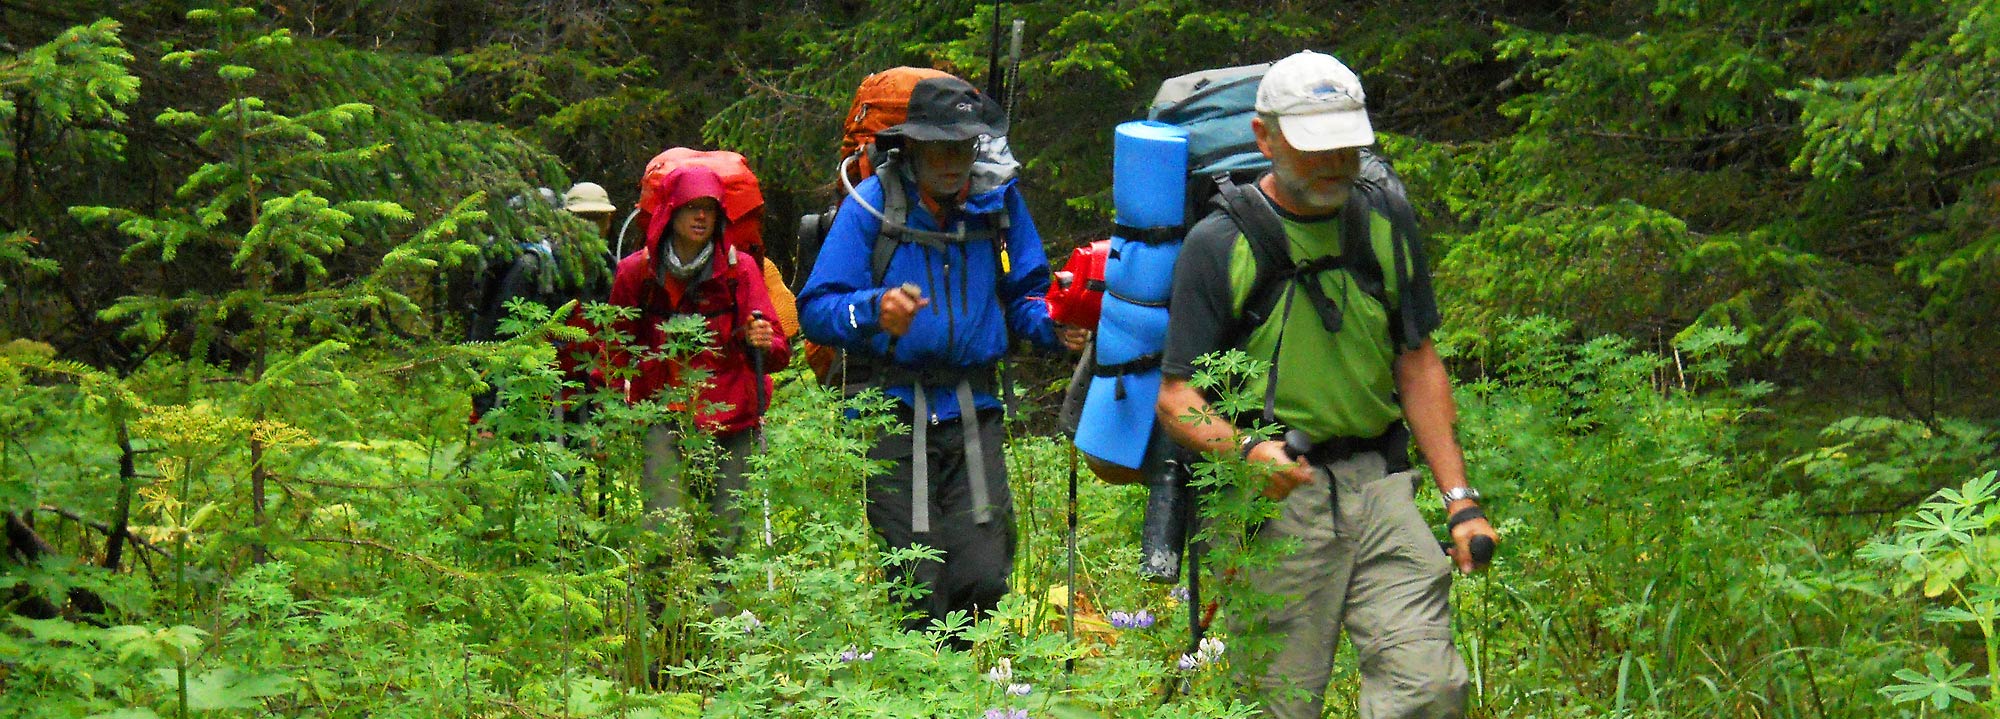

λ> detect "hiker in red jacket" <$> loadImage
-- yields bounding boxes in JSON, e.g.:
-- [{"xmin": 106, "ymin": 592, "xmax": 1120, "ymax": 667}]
[{"xmin": 605, "ymin": 164, "xmax": 789, "ymax": 564}]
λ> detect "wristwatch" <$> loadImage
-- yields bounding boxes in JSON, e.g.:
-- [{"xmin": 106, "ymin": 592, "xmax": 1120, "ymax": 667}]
[{"xmin": 1442, "ymin": 486, "xmax": 1481, "ymax": 505}]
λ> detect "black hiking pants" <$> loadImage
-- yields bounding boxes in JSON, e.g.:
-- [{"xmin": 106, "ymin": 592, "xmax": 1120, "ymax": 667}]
[{"xmin": 865, "ymin": 406, "xmax": 1016, "ymax": 637}]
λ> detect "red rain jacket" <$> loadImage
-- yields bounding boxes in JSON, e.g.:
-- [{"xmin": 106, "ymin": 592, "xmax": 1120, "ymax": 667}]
[{"xmin": 605, "ymin": 166, "xmax": 791, "ymax": 434}]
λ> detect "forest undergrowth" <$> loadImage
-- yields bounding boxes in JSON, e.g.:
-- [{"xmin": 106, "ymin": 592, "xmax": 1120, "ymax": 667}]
[{"xmin": 5, "ymin": 313, "xmax": 1995, "ymax": 718}]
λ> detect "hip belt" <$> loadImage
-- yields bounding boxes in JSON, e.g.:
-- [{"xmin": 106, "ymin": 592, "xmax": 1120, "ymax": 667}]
[{"xmin": 849, "ymin": 360, "xmax": 1002, "ymax": 534}]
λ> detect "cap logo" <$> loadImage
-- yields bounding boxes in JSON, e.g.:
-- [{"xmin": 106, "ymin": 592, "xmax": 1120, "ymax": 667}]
[
  {"xmin": 1306, "ymin": 80, "xmax": 1356, "ymax": 102},
  {"xmin": 955, "ymin": 102, "xmax": 975, "ymax": 113}
]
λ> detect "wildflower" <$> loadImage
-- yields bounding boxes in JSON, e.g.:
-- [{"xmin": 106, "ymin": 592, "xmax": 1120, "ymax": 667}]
[
  {"xmin": 736, "ymin": 610, "xmax": 762, "ymax": 632},
  {"xmin": 838, "ymin": 646, "xmax": 874, "ymax": 663},
  {"xmin": 1109, "ymin": 610, "xmax": 1157, "ymax": 630},
  {"xmin": 1170, "ymin": 585, "xmax": 1190, "ymax": 603},
  {"xmin": 984, "ymin": 657, "xmax": 1013, "ymax": 684},
  {"xmin": 983, "ymin": 710, "xmax": 1029, "ymax": 719},
  {"xmin": 1177, "ymin": 637, "xmax": 1228, "ymax": 672},
  {"xmin": 1007, "ymin": 683, "xmax": 1032, "ymax": 697},
  {"xmin": 1197, "ymin": 636, "xmax": 1226, "ymax": 663}
]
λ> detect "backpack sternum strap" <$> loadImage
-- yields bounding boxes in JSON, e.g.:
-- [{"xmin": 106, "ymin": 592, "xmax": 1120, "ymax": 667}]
[
  {"xmin": 1215, "ymin": 174, "xmax": 1401, "ymax": 423},
  {"xmin": 869, "ymin": 161, "xmax": 1005, "ymax": 284},
  {"xmin": 1220, "ymin": 175, "xmax": 1395, "ymax": 346}
]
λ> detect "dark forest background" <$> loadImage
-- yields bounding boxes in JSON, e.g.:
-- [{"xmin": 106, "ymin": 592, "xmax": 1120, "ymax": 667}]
[{"xmin": 4, "ymin": 2, "xmax": 1998, "ymax": 717}]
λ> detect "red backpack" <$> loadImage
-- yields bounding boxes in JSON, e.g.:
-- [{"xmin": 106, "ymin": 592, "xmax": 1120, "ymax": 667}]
[{"xmin": 622, "ymin": 148, "xmax": 767, "ymax": 263}]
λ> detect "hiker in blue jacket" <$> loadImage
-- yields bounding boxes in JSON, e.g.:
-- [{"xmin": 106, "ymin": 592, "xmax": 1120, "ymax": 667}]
[{"xmin": 799, "ymin": 74, "xmax": 1088, "ymax": 636}]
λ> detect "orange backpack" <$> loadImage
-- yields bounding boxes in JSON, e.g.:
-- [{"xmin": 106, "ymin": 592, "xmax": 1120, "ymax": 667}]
[
  {"xmin": 625, "ymin": 148, "xmax": 800, "ymax": 338},
  {"xmin": 835, "ymin": 66, "xmax": 955, "ymax": 187}
]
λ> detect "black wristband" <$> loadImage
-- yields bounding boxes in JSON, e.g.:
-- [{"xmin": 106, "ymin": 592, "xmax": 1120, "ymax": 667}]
[
  {"xmin": 1238, "ymin": 435, "xmax": 1261, "ymax": 461},
  {"xmin": 1447, "ymin": 506, "xmax": 1485, "ymax": 530}
]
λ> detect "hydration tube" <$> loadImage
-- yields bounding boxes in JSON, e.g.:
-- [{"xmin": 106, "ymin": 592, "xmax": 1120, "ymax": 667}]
[
  {"xmin": 839, "ymin": 151, "xmax": 967, "ymax": 241},
  {"xmin": 614, "ymin": 207, "xmax": 642, "ymax": 259},
  {"xmin": 837, "ymin": 153, "xmax": 893, "ymax": 226}
]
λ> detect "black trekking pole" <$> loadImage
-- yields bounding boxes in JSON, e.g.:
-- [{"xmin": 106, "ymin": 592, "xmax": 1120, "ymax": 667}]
[
  {"xmin": 749, "ymin": 311, "xmax": 775, "ymax": 592},
  {"xmin": 985, "ymin": 0, "xmax": 1006, "ymax": 100},
  {"xmin": 1004, "ymin": 19, "xmax": 1024, "ymax": 118},
  {"xmin": 1065, "ymin": 441, "xmax": 1079, "ymax": 674}
]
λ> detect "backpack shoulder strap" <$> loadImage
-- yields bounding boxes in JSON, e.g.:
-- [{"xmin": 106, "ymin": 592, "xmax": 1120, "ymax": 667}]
[
  {"xmin": 1339, "ymin": 189, "xmax": 1386, "ymax": 308},
  {"xmin": 1362, "ymin": 178, "xmax": 1426, "ymax": 350},
  {"xmin": 1215, "ymin": 175, "xmax": 1292, "ymax": 348}
]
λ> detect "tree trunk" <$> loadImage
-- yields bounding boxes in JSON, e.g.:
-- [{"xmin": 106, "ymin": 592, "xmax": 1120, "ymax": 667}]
[{"xmin": 104, "ymin": 419, "xmax": 137, "ymax": 571}]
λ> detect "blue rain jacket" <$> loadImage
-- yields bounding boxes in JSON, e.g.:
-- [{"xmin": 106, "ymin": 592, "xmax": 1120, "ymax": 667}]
[{"xmin": 799, "ymin": 173, "xmax": 1060, "ymax": 422}]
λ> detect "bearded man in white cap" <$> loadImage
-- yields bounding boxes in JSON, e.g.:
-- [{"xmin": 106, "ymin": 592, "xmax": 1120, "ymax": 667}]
[{"xmin": 1156, "ymin": 50, "xmax": 1499, "ymax": 718}]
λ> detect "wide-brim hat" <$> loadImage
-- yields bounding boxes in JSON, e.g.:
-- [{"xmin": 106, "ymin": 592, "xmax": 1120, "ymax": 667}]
[
  {"xmin": 875, "ymin": 76, "xmax": 1009, "ymax": 144},
  {"xmin": 564, "ymin": 182, "xmax": 616, "ymax": 213}
]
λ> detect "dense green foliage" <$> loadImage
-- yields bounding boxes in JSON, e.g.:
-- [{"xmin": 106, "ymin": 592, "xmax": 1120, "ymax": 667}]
[{"xmin": 3, "ymin": 1, "xmax": 1997, "ymax": 717}]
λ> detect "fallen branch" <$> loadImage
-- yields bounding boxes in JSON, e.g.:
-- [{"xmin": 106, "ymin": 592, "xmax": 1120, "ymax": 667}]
[
  {"xmin": 34, "ymin": 505, "xmax": 170, "ymax": 559},
  {"xmin": 491, "ymin": 698, "xmax": 562, "ymax": 719},
  {"xmin": 271, "ymin": 473, "xmax": 462, "ymax": 492},
  {"xmin": 297, "ymin": 536, "xmax": 473, "ymax": 579}
]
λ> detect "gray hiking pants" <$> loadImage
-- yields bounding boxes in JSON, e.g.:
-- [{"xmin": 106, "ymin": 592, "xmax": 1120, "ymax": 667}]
[
  {"xmin": 1235, "ymin": 450, "xmax": 1469, "ymax": 719},
  {"xmin": 642, "ymin": 425, "xmax": 755, "ymax": 565}
]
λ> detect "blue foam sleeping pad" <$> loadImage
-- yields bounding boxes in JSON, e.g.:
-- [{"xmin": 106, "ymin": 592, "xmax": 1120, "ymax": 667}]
[
  {"xmin": 1095, "ymin": 294, "xmax": 1171, "ymax": 366},
  {"xmin": 1113, "ymin": 121, "xmax": 1189, "ymax": 229},
  {"xmin": 1075, "ymin": 368, "xmax": 1162, "ymax": 469},
  {"xmin": 1105, "ymin": 235, "xmax": 1182, "ymax": 305}
]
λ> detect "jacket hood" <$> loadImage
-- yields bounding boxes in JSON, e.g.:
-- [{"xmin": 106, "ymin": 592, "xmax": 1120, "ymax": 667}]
[
  {"xmin": 962, "ymin": 177, "xmax": 1017, "ymax": 215},
  {"xmin": 643, "ymin": 166, "xmax": 728, "ymax": 255}
]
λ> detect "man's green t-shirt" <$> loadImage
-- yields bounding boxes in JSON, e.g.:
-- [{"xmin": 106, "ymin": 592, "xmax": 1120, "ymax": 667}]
[{"xmin": 1159, "ymin": 185, "xmax": 1441, "ymax": 441}]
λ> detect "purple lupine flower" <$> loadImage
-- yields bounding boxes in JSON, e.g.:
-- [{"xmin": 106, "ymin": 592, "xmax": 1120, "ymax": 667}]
[
  {"xmin": 840, "ymin": 647, "xmax": 876, "ymax": 663},
  {"xmin": 1170, "ymin": 585, "xmax": 1190, "ymax": 603},
  {"xmin": 1109, "ymin": 609, "xmax": 1156, "ymax": 630},
  {"xmin": 1177, "ymin": 653, "xmax": 1200, "ymax": 671},
  {"xmin": 736, "ymin": 610, "xmax": 762, "ymax": 632},
  {"xmin": 1007, "ymin": 683, "xmax": 1032, "ymax": 697},
  {"xmin": 984, "ymin": 710, "xmax": 1029, "ymax": 719},
  {"xmin": 859, "ymin": 651, "xmax": 875, "ymax": 661}
]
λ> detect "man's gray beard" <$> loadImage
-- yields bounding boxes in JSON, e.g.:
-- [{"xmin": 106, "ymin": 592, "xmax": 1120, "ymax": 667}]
[{"xmin": 1274, "ymin": 165, "xmax": 1352, "ymax": 213}]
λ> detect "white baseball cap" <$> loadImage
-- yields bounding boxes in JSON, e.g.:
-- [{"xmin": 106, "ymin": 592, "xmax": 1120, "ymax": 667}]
[
  {"xmin": 1254, "ymin": 51, "xmax": 1375, "ymax": 152},
  {"xmin": 563, "ymin": 182, "xmax": 616, "ymax": 213}
]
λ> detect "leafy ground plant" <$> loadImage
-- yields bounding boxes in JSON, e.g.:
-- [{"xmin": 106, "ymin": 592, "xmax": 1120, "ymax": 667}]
[{"xmin": 1862, "ymin": 470, "xmax": 2000, "ymax": 714}]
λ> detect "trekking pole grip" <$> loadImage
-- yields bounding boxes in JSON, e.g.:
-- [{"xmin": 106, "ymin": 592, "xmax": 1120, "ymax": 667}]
[
  {"xmin": 748, "ymin": 310, "xmax": 768, "ymax": 368},
  {"xmin": 748, "ymin": 310, "xmax": 769, "ymax": 411},
  {"xmin": 1281, "ymin": 429, "xmax": 1313, "ymax": 461},
  {"xmin": 1469, "ymin": 534, "xmax": 1496, "ymax": 564}
]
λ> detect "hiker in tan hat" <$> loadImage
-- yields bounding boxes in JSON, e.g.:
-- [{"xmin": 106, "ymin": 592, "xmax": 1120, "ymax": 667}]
[{"xmin": 564, "ymin": 181, "xmax": 618, "ymax": 240}]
